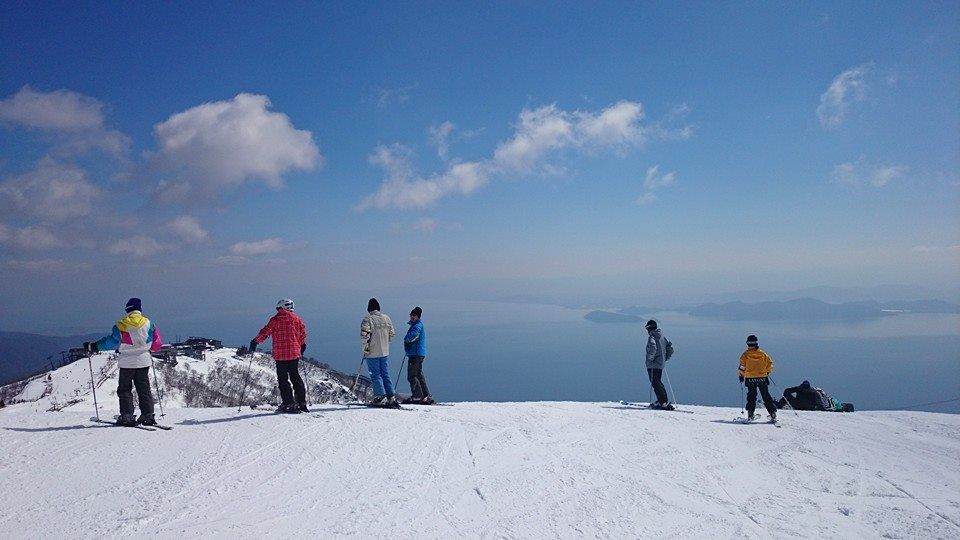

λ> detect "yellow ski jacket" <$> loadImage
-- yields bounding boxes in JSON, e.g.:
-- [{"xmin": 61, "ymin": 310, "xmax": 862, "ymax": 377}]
[{"xmin": 738, "ymin": 347, "xmax": 773, "ymax": 379}]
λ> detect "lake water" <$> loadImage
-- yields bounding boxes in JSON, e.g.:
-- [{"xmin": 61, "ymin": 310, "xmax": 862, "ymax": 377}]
[{"xmin": 165, "ymin": 300, "xmax": 960, "ymax": 413}]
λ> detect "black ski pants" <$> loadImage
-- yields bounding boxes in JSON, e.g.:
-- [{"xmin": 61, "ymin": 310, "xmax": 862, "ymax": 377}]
[
  {"xmin": 117, "ymin": 367, "xmax": 153, "ymax": 417},
  {"xmin": 745, "ymin": 377, "xmax": 777, "ymax": 416},
  {"xmin": 275, "ymin": 359, "xmax": 306, "ymax": 407},
  {"xmin": 647, "ymin": 368, "xmax": 669, "ymax": 404},
  {"xmin": 407, "ymin": 356, "xmax": 430, "ymax": 399}
]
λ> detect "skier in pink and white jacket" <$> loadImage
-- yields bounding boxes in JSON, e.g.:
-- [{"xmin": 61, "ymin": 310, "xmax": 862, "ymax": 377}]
[{"xmin": 84, "ymin": 298, "xmax": 163, "ymax": 427}]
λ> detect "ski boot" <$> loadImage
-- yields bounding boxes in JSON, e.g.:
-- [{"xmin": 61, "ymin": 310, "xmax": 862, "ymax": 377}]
[
  {"xmin": 276, "ymin": 403, "xmax": 300, "ymax": 414},
  {"xmin": 386, "ymin": 395, "xmax": 400, "ymax": 408},
  {"xmin": 297, "ymin": 402, "xmax": 309, "ymax": 413},
  {"xmin": 117, "ymin": 414, "xmax": 138, "ymax": 427},
  {"xmin": 137, "ymin": 413, "xmax": 158, "ymax": 426},
  {"xmin": 421, "ymin": 396, "xmax": 435, "ymax": 405},
  {"xmin": 370, "ymin": 395, "xmax": 388, "ymax": 407},
  {"xmin": 660, "ymin": 402, "xmax": 676, "ymax": 411},
  {"xmin": 746, "ymin": 412, "xmax": 756, "ymax": 422}
]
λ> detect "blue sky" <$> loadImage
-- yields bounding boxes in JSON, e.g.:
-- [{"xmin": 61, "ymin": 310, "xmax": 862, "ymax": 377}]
[{"xmin": 0, "ymin": 1, "xmax": 958, "ymax": 330}]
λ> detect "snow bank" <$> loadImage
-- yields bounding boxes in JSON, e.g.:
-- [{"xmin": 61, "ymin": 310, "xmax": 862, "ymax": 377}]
[{"xmin": 1, "ymin": 402, "xmax": 958, "ymax": 538}]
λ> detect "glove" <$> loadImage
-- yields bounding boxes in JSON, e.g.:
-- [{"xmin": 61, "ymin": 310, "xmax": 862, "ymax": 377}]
[
  {"xmin": 300, "ymin": 343, "xmax": 306, "ymax": 355},
  {"xmin": 249, "ymin": 340, "xmax": 258, "ymax": 353},
  {"xmin": 738, "ymin": 375, "xmax": 744, "ymax": 383},
  {"xmin": 83, "ymin": 341, "xmax": 99, "ymax": 354}
]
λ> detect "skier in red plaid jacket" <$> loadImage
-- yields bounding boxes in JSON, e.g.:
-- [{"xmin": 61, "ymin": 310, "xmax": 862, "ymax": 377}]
[{"xmin": 250, "ymin": 299, "xmax": 308, "ymax": 413}]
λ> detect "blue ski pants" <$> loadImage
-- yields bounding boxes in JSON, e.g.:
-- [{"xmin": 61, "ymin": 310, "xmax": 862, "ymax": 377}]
[{"xmin": 366, "ymin": 356, "xmax": 394, "ymax": 397}]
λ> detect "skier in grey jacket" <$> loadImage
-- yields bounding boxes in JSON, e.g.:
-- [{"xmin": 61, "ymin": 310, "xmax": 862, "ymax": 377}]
[
  {"xmin": 645, "ymin": 319, "xmax": 675, "ymax": 410},
  {"xmin": 361, "ymin": 298, "xmax": 397, "ymax": 406}
]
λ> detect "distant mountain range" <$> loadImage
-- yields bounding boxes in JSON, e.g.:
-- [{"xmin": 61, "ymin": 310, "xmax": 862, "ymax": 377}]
[
  {"xmin": 584, "ymin": 311, "xmax": 644, "ymax": 324},
  {"xmin": 584, "ymin": 298, "xmax": 960, "ymax": 323},
  {"xmin": 0, "ymin": 331, "xmax": 101, "ymax": 385}
]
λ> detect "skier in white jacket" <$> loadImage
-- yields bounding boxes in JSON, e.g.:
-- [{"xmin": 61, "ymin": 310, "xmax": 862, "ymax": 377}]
[{"xmin": 361, "ymin": 298, "xmax": 397, "ymax": 406}]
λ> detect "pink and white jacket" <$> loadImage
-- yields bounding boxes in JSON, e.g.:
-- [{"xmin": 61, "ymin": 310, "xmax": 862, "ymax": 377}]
[{"xmin": 94, "ymin": 311, "xmax": 163, "ymax": 369}]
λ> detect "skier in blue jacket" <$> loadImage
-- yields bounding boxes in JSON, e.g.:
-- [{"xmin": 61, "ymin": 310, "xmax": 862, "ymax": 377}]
[{"xmin": 403, "ymin": 306, "xmax": 433, "ymax": 404}]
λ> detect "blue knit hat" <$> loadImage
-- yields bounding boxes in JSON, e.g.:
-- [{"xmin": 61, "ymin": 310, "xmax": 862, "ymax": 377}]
[{"xmin": 125, "ymin": 298, "xmax": 142, "ymax": 313}]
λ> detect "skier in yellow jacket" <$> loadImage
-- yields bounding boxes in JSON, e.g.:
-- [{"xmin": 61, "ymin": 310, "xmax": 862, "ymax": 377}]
[{"xmin": 738, "ymin": 334, "xmax": 777, "ymax": 422}]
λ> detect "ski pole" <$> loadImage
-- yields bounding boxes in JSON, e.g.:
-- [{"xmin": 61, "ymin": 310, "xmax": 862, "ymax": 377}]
[
  {"xmin": 350, "ymin": 356, "xmax": 366, "ymax": 396},
  {"xmin": 395, "ymin": 355, "xmax": 407, "ymax": 387},
  {"xmin": 664, "ymin": 367, "xmax": 678, "ymax": 405},
  {"xmin": 782, "ymin": 397, "xmax": 799, "ymax": 416},
  {"xmin": 150, "ymin": 357, "xmax": 165, "ymax": 418},
  {"xmin": 237, "ymin": 352, "xmax": 256, "ymax": 413},
  {"xmin": 87, "ymin": 353, "xmax": 100, "ymax": 421},
  {"xmin": 300, "ymin": 358, "xmax": 310, "ymax": 405}
]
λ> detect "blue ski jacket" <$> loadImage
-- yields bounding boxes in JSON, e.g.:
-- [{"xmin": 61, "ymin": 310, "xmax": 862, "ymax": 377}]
[{"xmin": 403, "ymin": 320, "xmax": 426, "ymax": 356}]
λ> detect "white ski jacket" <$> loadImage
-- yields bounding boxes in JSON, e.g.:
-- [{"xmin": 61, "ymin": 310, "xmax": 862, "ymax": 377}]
[{"xmin": 361, "ymin": 310, "xmax": 395, "ymax": 358}]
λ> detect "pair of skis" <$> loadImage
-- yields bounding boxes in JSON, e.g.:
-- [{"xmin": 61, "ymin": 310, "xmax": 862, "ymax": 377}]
[
  {"xmin": 90, "ymin": 416, "xmax": 173, "ymax": 431},
  {"xmin": 619, "ymin": 400, "xmax": 694, "ymax": 414},
  {"xmin": 735, "ymin": 414, "xmax": 781, "ymax": 427}
]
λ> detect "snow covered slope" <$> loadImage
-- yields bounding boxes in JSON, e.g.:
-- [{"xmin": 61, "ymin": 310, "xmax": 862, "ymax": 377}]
[
  {"xmin": 1, "ymin": 402, "xmax": 958, "ymax": 538},
  {"xmin": 1, "ymin": 348, "xmax": 356, "ymax": 412}
]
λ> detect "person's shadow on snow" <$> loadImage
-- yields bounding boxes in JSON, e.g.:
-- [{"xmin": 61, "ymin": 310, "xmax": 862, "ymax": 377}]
[
  {"xmin": 4, "ymin": 424, "xmax": 111, "ymax": 433},
  {"xmin": 178, "ymin": 407, "xmax": 359, "ymax": 426}
]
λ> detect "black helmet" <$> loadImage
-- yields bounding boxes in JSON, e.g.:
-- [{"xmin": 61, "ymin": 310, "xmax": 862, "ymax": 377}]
[{"xmin": 645, "ymin": 320, "xmax": 657, "ymax": 331}]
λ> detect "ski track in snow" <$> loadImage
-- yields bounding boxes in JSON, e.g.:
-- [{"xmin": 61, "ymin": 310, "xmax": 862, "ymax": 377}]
[{"xmin": 1, "ymin": 402, "xmax": 959, "ymax": 539}]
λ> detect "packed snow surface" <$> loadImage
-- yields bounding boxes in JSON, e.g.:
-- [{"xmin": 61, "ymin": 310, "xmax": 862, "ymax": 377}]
[{"xmin": 1, "ymin": 402, "xmax": 958, "ymax": 539}]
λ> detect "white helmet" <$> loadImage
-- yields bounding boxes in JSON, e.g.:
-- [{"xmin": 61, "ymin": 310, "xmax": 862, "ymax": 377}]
[{"xmin": 276, "ymin": 298, "xmax": 295, "ymax": 311}]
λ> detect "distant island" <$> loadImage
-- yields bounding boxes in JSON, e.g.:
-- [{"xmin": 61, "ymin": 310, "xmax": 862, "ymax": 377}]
[
  {"xmin": 584, "ymin": 298, "xmax": 960, "ymax": 323},
  {"xmin": 688, "ymin": 298, "xmax": 960, "ymax": 321}
]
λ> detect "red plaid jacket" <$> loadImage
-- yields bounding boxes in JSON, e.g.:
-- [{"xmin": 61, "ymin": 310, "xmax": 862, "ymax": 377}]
[{"xmin": 254, "ymin": 309, "xmax": 307, "ymax": 361}]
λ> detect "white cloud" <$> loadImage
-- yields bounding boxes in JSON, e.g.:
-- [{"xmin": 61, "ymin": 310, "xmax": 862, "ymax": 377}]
[
  {"xmin": 636, "ymin": 165, "xmax": 678, "ymax": 206},
  {"xmin": 0, "ymin": 85, "xmax": 105, "ymax": 131},
  {"xmin": 643, "ymin": 166, "xmax": 676, "ymax": 190},
  {"xmin": 574, "ymin": 100, "xmax": 646, "ymax": 149},
  {"xmin": 149, "ymin": 93, "xmax": 321, "ymax": 202},
  {"xmin": 0, "ymin": 224, "xmax": 64, "ymax": 250},
  {"xmin": 911, "ymin": 245, "xmax": 960, "ymax": 253},
  {"xmin": 831, "ymin": 156, "xmax": 908, "ymax": 187},
  {"xmin": 636, "ymin": 192, "xmax": 658, "ymax": 206},
  {"xmin": 0, "ymin": 86, "xmax": 130, "ymax": 159},
  {"xmin": 108, "ymin": 236, "xmax": 167, "ymax": 259},
  {"xmin": 360, "ymin": 100, "xmax": 686, "ymax": 211},
  {"xmin": 357, "ymin": 145, "xmax": 490, "ymax": 210},
  {"xmin": 229, "ymin": 238, "xmax": 284, "ymax": 256},
  {"xmin": 817, "ymin": 63, "xmax": 872, "ymax": 129},
  {"xmin": 2, "ymin": 258, "xmax": 76, "ymax": 272},
  {"xmin": 165, "ymin": 215, "xmax": 208, "ymax": 244},
  {"xmin": 412, "ymin": 217, "xmax": 437, "ymax": 232},
  {"xmin": 492, "ymin": 105, "xmax": 576, "ymax": 173},
  {"xmin": 375, "ymin": 84, "xmax": 417, "ymax": 109},
  {"xmin": 429, "ymin": 121, "xmax": 456, "ymax": 159},
  {"xmin": 871, "ymin": 165, "xmax": 909, "ymax": 187},
  {"xmin": 8, "ymin": 226, "xmax": 63, "ymax": 250},
  {"xmin": 211, "ymin": 255, "xmax": 250, "ymax": 266},
  {"xmin": 0, "ymin": 158, "xmax": 101, "ymax": 222}
]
